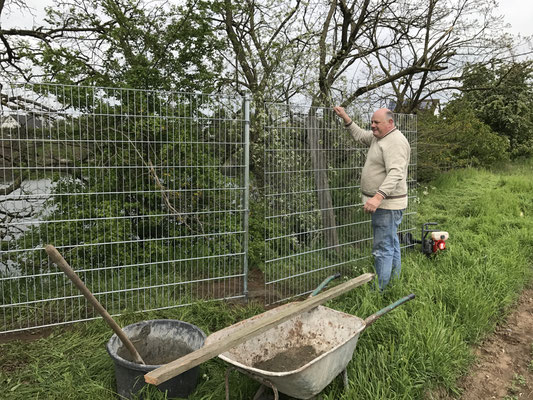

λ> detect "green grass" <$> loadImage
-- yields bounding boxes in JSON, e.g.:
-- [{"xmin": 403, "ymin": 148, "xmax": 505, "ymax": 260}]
[{"xmin": 1, "ymin": 160, "xmax": 533, "ymax": 399}]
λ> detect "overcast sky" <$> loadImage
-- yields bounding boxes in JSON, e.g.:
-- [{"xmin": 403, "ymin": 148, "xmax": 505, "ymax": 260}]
[{"xmin": 500, "ymin": 0, "xmax": 533, "ymax": 37}]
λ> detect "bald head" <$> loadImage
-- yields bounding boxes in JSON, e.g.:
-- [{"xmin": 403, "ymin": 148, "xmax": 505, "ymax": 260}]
[{"xmin": 371, "ymin": 108, "xmax": 395, "ymax": 138}]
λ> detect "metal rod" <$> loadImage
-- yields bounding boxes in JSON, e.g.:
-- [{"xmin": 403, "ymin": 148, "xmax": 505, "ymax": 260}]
[{"xmin": 243, "ymin": 94, "xmax": 251, "ymax": 299}]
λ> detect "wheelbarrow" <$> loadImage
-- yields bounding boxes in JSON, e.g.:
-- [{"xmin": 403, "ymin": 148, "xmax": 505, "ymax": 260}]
[{"xmin": 205, "ymin": 289, "xmax": 415, "ymax": 399}]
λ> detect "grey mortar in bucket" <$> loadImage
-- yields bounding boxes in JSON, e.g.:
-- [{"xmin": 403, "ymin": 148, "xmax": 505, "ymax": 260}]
[{"xmin": 106, "ymin": 319, "xmax": 206, "ymax": 399}]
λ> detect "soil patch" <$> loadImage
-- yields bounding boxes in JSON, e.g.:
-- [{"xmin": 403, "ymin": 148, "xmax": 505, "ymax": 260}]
[
  {"xmin": 247, "ymin": 267, "xmax": 270, "ymax": 302},
  {"xmin": 195, "ymin": 268, "xmax": 282, "ymax": 305},
  {"xmin": 430, "ymin": 287, "xmax": 533, "ymax": 399},
  {"xmin": 0, "ymin": 327, "xmax": 54, "ymax": 344},
  {"xmin": 252, "ymin": 345, "xmax": 321, "ymax": 372}
]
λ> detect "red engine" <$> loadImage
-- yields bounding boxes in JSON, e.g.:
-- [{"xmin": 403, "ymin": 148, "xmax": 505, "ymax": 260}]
[{"xmin": 431, "ymin": 231, "xmax": 449, "ymax": 253}]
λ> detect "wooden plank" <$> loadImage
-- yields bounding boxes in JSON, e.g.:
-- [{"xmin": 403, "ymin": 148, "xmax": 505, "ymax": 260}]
[{"xmin": 144, "ymin": 272, "xmax": 374, "ymax": 385}]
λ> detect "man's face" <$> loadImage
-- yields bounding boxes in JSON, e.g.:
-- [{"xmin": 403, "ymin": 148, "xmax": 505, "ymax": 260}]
[{"xmin": 371, "ymin": 112, "xmax": 393, "ymax": 138}]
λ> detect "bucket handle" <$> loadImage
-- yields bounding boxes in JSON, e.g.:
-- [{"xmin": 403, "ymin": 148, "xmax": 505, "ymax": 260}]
[{"xmin": 364, "ymin": 293, "xmax": 415, "ymax": 328}]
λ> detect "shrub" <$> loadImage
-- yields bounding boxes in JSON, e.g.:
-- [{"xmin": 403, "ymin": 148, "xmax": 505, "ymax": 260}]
[{"xmin": 417, "ymin": 101, "xmax": 509, "ymax": 181}]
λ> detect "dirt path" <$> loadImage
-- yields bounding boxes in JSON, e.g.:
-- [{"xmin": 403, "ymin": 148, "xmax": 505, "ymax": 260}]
[{"xmin": 434, "ymin": 287, "xmax": 533, "ymax": 400}]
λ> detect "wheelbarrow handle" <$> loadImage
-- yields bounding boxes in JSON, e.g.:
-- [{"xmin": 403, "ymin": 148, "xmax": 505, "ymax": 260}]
[
  {"xmin": 364, "ymin": 293, "xmax": 415, "ymax": 328},
  {"xmin": 309, "ymin": 273, "xmax": 342, "ymax": 297}
]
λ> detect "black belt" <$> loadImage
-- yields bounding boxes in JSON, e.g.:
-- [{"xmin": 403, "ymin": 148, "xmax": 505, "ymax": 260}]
[{"xmin": 362, "ymin": 192, "xmax": 407, "ymax": 199}]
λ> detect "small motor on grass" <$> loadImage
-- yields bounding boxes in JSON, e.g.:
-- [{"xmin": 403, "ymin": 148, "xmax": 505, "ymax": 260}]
[
  {"xmin": 430, "ymin": 230, "xmax": 448, "ymax": 253},
  {"xmin": 400, "ymin": 222, "xmax": 449, "ymax": 256}
]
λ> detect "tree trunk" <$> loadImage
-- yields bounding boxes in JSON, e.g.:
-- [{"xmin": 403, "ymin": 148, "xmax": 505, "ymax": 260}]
[{"xmin": 305, "ymin": 114, "xmax": 340, "ymax": 254}]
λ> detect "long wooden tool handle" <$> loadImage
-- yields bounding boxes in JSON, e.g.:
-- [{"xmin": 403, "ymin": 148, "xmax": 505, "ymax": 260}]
[
  {"xmin": 45, "ymin": 245, "xmax": 145, "ymax": 365},
  {"xmin": 144, "ymin": 272, "xmax": 375, "ymax": 385}
]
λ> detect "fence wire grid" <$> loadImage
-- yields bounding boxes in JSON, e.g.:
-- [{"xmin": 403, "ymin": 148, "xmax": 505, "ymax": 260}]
[
  {"xmin": 0, "ymin": 82, "xmax": 249, "ymax": 333},
  {"xmin": 0, "ymin": 82, "xmax": 417, "ymax": 334},
  {"xmin": 263, "ymin": 105, "xmax": 417, "ymax": 304}
]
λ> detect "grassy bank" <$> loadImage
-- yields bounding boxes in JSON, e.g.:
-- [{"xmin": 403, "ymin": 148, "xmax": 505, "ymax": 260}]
[
  {"xmin": 327, "ymin": 160, "xmax": 533, "ymax": 399},
  {"xmin": 1, "ymin": 161, "xmax": 533, "ymax": 399}
]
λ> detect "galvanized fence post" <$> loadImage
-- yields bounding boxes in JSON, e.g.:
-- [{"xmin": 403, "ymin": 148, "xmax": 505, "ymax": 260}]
[{"xmin": 243, "ymin": 94, "xmax": 251, "ymax": 299}]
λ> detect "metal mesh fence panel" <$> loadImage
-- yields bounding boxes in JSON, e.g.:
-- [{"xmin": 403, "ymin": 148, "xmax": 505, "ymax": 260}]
[
  {"xmin": 263, "ymin": 105, "xmax": 417, "ymax": 304},
  {"xmin": 0, "ymin": 82, "xmax": 248, "ymax": 334}
]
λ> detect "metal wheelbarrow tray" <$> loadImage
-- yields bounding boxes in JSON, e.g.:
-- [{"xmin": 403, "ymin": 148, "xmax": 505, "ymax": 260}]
[{"xmin": 205, "ymin": 294, "xmax": 414, "ymax": 400}]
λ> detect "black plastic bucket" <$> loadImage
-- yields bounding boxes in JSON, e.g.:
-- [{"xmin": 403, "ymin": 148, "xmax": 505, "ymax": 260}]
[{"xmin": 106, "ymin": 319, "xmax": 206, "ymax": 399}]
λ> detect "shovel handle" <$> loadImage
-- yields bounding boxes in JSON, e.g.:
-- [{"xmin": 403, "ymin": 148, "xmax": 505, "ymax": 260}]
[
  {"xmin": 364, "ymin": 293, "xmax": 415, "ymax": 328},
  {"xmin": 45, "ymin": 245, "xmax": 145, "ymax": 365}
]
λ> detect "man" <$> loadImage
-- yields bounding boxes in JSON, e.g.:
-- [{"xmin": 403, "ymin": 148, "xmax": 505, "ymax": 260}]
[{"xmin": 333, "ymin": 106, "xmax": 410, "ymax": 291}]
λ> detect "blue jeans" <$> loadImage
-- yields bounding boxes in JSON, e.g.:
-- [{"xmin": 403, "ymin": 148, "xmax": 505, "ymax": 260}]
[{"xmin": 371, "ymin": 209, "xmax": 404, "ymax": 290}]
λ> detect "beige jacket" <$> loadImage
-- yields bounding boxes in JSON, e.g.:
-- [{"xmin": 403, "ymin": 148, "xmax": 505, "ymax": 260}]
[{"xmin": 346, "ymin": 122, "xmax": 410, "ymax": 210}]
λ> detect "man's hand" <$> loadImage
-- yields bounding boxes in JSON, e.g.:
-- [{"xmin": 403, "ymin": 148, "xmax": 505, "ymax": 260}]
[
  {"xmin": 333, "ymin": 106, "xmax": 351, "ymax": 125},
  {"xmin": 363, "ymin": 194, "xmax": 384, "ymax": 213}
]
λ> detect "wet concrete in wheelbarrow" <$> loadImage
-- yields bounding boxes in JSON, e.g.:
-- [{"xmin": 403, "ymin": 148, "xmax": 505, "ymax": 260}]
[{"xmin": 252, "ymin": 345, "xmax": 322, "ymax": 372}]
